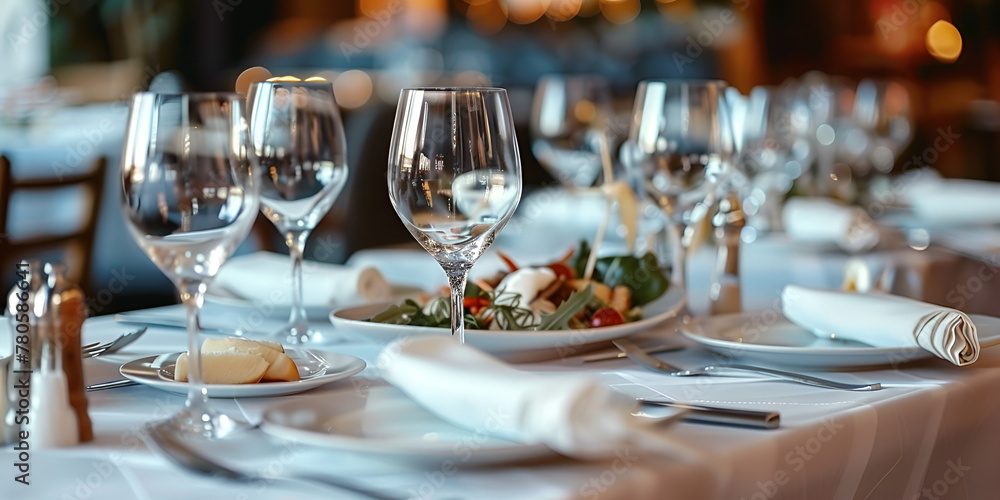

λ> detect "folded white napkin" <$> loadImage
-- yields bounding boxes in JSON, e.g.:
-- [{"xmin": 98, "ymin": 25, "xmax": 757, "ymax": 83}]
[
  {"xmin": 214, "ymin": 252, "xmax": 392, "ymax": 306},
  {"xmin": 377, "ymin": 337, "xmax": 698, "ymax": 460},
  {"xmin": 906, "ymin": 177, "xmax": 1000, "ymax": 226},
  {"xmin": 781, "ymin": 285, "xmax": 980, "ymax": 366},
  {"xmin": 782, "ymin": 197, "xmax": 880, "ymax": 252}
]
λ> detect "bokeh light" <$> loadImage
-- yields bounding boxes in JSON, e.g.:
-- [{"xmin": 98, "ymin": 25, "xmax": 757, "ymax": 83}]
[
  {"xmin": 468, "ymin": 0, "xmax": 508, "ymax": 34},
  {"xmin": 333, "ymin": 69, "xmax": 373, "ymax": 109},
  {"xmin": 600, "ymin": 0, "xmax": 640, "ymax": 25},
  {"xmin": 926, "ymin": 20, "xmax": 962, "ymax": 63},
  {"xmin": 501, "ymin": 0, "xmax": 550, "ymax": 24},
  {"xmin": 546, "ymin": 0, "xmax": 582, "ymax": 22}
]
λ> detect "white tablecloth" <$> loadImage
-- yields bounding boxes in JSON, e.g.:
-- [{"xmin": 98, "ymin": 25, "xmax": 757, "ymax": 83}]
[{"xmin": 4, "ymin": 239, "xmax": 1000, "ymax": 499}]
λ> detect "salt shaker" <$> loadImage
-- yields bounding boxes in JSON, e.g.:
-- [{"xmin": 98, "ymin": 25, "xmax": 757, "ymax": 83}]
[{"xmin": 3, "ymin": 262, "xmax": 92, "ymax": 445}]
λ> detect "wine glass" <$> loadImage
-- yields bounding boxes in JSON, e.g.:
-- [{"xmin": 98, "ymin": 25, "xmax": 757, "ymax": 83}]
[
  {"xmin": 849, "ymin": 78, "xmax": 913, "ymax": 203},
  {"xmin": 530, "ymin": 75, "xmax": 615, "ymax": 188},
  {"xmin": 387, "ymin": 87, "xmax": 522, "ymax": 343},
  {"xmin": 737, "ymin": 85, "xmax": 798, "ymax": 232},
  {"xmin": 121, "ymin": 92, "xmax": 260, "ymax": 437},
  {"xmin": 621, "ymin": 79, "xmax": 734, "ymax": 288},
  {"xmin": 246, "ymin": 80, "xmax": 349, "ymax": 344}
]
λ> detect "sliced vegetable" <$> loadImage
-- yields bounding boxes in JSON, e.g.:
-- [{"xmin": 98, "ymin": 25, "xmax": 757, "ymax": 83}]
[
  {"xmin": 497, "ymin": 251, "xmax": 519, "ymax": 272},
  {"xmin": 590, "ymin": 307, "xmax": 625, "ymax": 328},
  {"xmin": 537, "ymin": 285, "xmax": 594, "ymax": 331},
  {"xmin": 547, "ymin": 262, "xmax": 576, "ymax": 281}
]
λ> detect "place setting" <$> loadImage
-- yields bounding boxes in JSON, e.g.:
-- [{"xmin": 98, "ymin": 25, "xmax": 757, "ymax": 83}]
[{"xmin": 9, "ymin": 4, "xmax": 1000, "ymax": 498}]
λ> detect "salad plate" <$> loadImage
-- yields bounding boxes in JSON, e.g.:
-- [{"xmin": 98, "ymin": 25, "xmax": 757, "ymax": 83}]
[
  {"xmin": 260, "ymin": 384, "xmax": 554, "ymax": 466},
  {"xmin": 681, "ymin": 311, "xmax": 1000, "ymax": 370},
  {"xmin": 330, "ymin": 283, "xmax": 686, "ymax": 362},
  {"xmin": 119, "ymin": 350, "xmax": 366, "ymax": 398}
]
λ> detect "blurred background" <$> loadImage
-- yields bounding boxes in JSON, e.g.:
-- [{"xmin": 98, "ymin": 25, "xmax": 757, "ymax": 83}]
[{"xmin": 2, "ymin": 0, "xmax": 999, "ymax": 314}]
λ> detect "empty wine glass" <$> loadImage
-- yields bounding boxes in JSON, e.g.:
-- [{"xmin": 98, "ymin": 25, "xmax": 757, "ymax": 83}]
[
  {"xmin": 121, "ymin": 92, "xmax": 260, "ymax": 437},
  {"xmin": 387, "ymin": 87, "xmax": 522, "ymax": 343},
  {"xmin": 621, "ymin": 79, "xmax": 734, "ymax": 288},
  {"xmin": 737, "ymin": 86, "xmax": 798, "ymax": 232},
  {"xmin": 849, "ymin": 78, "xmax": 913, "ymax": 203},
  {"xmin": 530, "ymin": 75, "xmax": 615, "ymax": 188},
  {"xmin": 247, "ymin": 80, "xmax": 349, "ymax": 344}
]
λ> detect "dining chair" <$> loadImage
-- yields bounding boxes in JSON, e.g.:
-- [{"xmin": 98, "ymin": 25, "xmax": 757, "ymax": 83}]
[{"xmin": 0, "ymin": 154, "xmax": 106, "ymax": 294}]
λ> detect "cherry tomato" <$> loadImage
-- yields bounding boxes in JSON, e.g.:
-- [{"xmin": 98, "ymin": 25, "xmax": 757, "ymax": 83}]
[
  {"xmin": 590, "ymin": 307, "xmax": 625, "ymax": 328},
  {"xmin": 547, "ymin": 262, "xmax": 576, "ymax": 281}
]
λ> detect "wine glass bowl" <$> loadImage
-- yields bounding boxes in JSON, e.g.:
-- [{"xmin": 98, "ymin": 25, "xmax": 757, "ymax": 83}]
[
  {"xmin": 120, "ymin": 92, "xmax": 260, "ymax": 437},
  {"xmin": 247, "ymin": 80, "xmax": 349, "ymax": 344},
  {"xmin": 387, "ymin": 87, "xmax": 522, "ymax": 343},
  {"xmin": 622, "ymin": 79, "xmax": 733, "ymax": 287},
  {"xmin": 530, "ymin": 75, "xmax": 615, "ymax": 188}
]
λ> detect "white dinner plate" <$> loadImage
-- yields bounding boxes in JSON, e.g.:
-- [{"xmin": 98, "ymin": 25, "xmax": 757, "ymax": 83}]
[
  {"xmin": 681, "ymin": 311, "xmax": 1000, "ymax": 370},
  {"xmin": 119, "ymin": 350, "xmax": 366, "ymax": 398},
  {"xmin": 329, "ymin": 283, "xmax": 686, "ymax": 362},
  {"xmin": 260, "ymin": 384, "xmax": 554, "ymax": 466}
]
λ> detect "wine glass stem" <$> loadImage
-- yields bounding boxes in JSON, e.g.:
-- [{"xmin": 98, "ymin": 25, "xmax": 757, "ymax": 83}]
[
  {"xmin": 178, "ymin": 280, "xmax": 209, "ymax": 415},
  {"xmin": 445, "ymin": 266, "xmax": 471, "ymax": 344},
  {"xmin": 285, "ymin": 229, "xmax": 310, "ymax": 342},
  {"xmin": 669, "ymin": 221, "xmax": 688, "ymax": 289}
]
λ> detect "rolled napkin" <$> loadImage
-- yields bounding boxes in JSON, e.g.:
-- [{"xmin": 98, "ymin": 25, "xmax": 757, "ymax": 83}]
[
  {"xmin": 214, "ymin": 252, "xmax": 392, "ymax": 306},
  {"xmin": 377, "ymin": 336, "xmax": 698, "ymax": 461},
  {"xmin": 782, "ymin": 197, "xmax": 880, "ymax": 252},
  {"xmin": 781, "ymin": 285, "xmax": 980, "ymax": 366},
  {"xmin": 905, "ymin": 176, "xmax": 1000, "ymax": 226}
]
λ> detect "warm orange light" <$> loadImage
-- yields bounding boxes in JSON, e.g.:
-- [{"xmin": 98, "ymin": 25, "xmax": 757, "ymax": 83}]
[
  {"xmin": 333, "ymin": 70, "xmax": 373, "ymax": 109},
  {"xmin": 266, "ymin": 76, "xmax": 302, "ymax": 82},
  {"xmin": 468, "ymin": 0, "xmax": 507, "ymax": 34},
  {"xmin": 600, "ymin": 0, "xmax": 640, "ymax": 25},
  {"xmin": 926, "ymin": 20, "xmax": 962, "ymax": 63},
  {"xmin": 357, "ymin": 0, "xmax": 392, "ymax": 17},
  {"xmin": 501, "ymin": 0, "xmax": 549, "ymax": 24},
  {"xmin": 546, "ymin": 0, "xmax": 582, "ymax": 22}
]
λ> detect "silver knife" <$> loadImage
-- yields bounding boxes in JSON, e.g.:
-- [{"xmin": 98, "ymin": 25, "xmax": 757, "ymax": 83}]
[{"xmin": 639, "ymin": 399, "xmax": 780, "ymax": 429}]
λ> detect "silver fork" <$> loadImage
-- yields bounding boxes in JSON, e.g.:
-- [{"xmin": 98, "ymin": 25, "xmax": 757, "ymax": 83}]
[
  {"xmin": 613, "ymin": 339, "xmax": 881, "ymax": 391},
  {"xmin": 142, "ymin": 422, "xmax": 402, "ymax": 500},
  {"xmin": 82, "ymin": 327, "xmax": 148, "ymax": 358}
]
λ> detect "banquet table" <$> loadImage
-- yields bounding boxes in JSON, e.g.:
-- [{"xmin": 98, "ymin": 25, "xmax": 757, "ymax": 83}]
[{"xmin": 4, "ymin": 239, "xmax": 1000, "ymax": 500}]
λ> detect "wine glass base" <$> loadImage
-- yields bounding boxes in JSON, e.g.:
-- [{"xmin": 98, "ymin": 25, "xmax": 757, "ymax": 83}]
[
  {"xmin": 277, "ymin": 325, "xmax": 330, "ymax": 345},
  {"xmin": 157, "ymin": 406, "xmax": 255, "ymax": 439}
]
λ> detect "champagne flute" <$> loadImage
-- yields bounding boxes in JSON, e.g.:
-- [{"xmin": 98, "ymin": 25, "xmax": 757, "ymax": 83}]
[
  {"xmin": 121, "ymin": 92, "xmax": 260, "ymax": 437},
  {"xmin": 530, "ymin": 75, "xmax": 615, "ymax": 187},
  {"xmin": 621, "ymin": 79, "xmax": 733, "ymax": 288},
  {"xmin": 387, "ymin": 88, "xmax": 522, "ymax": 343},
  {"xmin": 247, "ymin": 80, "xmax": 348, "ymax": 344}
]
